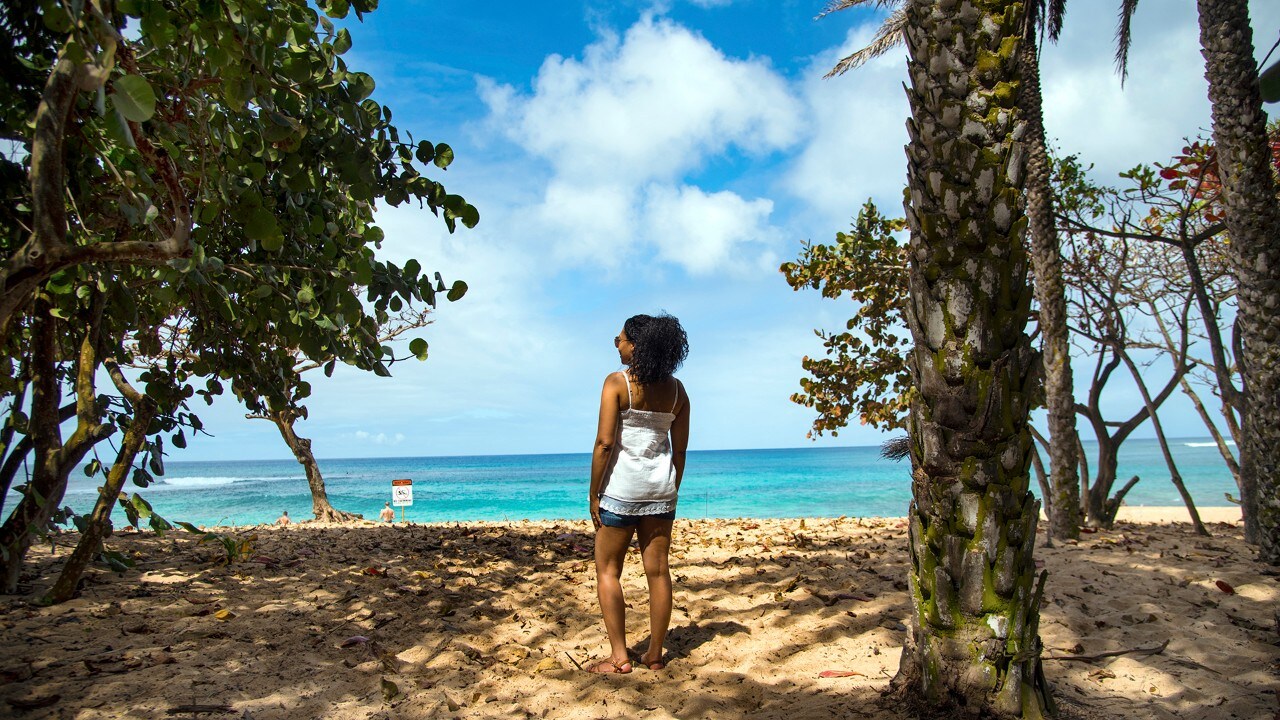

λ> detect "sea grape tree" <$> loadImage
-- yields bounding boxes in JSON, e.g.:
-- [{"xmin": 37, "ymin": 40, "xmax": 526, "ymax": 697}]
[{"xmin": 0, "ymin": 0, "xmax": 477, "ymax": 592}]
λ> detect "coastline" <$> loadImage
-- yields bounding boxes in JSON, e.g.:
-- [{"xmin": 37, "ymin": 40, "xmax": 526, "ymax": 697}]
[
  {"xmin": 185, "ymin": 504, "xmax": 1244, "ymax": 532},
  {"xmin": 3, "ymin": 510, "xmax": 1273, "ymax": 719}
]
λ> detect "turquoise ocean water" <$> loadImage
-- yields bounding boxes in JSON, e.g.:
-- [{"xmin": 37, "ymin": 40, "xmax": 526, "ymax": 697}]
[{"xmin": 8, "ymin": 438, "xmax": 1238, "ymax": 528}]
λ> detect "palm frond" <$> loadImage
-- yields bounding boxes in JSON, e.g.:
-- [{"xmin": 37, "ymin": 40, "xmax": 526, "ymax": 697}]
[
  {"xmin": 1047, "ymin": 0, "xmax": 1067, "ymax": 41},
  {"xmin": 815, "ymin": 0, "xmax": 901, "ymax": 21},
  {"xmin": 1114, "ymin": 0, "xmax": 1140, "ymax": 84},
  {"xmin": 825, "ymin": 5, "xmax": 908, "ymax": 78},
  {"xmin": 880, "ymin": 435, "xmax": 911, "ymax": 462}
]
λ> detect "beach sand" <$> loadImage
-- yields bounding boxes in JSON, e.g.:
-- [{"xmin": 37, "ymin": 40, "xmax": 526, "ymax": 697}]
[{"xmin": 1, "ymin": 507, "xmax": 1274, "ymax": 719}]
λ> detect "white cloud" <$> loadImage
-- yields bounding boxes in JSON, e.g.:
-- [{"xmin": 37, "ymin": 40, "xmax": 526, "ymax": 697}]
[
  {"xmin": 488, "ymin": 14, "xmax": 801, "ymax": 184},
  {"xmin": 354, "ymin": 431, "xmax": 406, "ymax": 446},
  {"xmin": 1039, "ymin": 0, "xmax": 1279, "ymax": 180},
  {"xmin": 478, "ymin": 13, "xmax": 801, "ymax": 273},
  {"xmin": 535, "ymin": 180, "xmax": 637, "ymax": 265},
  {"xmin": 643, "ymin": 185, "xmax": 777, "ymax": 274},
  {"xmin": 785, "ymin": 23, "xmax": 912, "ymax": 230}
]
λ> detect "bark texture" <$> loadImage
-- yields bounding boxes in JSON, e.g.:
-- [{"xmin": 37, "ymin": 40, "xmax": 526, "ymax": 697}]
[
  {"xmin": 45, "ymin": 396, "xmax": 156, "ymax": 604},
  {"xmin": 270, "ymin": 412, "xmax": 361, "ymax": 523},
  {"xmin": 1018, "ymin": 28, "xmax": 1081, "ymax": 542},
  {"xmin": 0, "ymin": 308, "xmax": 111, "ymax": 592},
  {"xmin": 898, "ymin": 0, "xmax": 1050, "ymax": 715},
  {"xmin": 1197, "ymin": 0, "xmax": 1280, "ymax": 559}
]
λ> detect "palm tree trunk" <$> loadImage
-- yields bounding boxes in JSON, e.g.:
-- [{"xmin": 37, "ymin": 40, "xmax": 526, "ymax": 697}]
[
  {"xmin": 896, "ymin": 0, "xmax": 1049, "ymax": 715},
  {"xmin": 1197, "ymin": 0, "xmax": 1280, "ymax": 561},
  {"xmin": 1018, "ymin": 27, "xmax": 1081, "ymax": 543},
  {"xmin": 269, "ymin": 411, "xmax": 360, "ymax": 523}
]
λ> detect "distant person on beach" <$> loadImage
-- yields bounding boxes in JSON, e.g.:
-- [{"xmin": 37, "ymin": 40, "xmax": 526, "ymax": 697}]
[
  {"xmin": 276, "ymin": 511, "xmax": 290, "ymax": 526},
  {"xmin": 379, "ymin": 502, "xmax": 395, "ymax": 523},
  {"xmin": 587, "ymin": 313, "xmax": 690, "ymax": 674}
]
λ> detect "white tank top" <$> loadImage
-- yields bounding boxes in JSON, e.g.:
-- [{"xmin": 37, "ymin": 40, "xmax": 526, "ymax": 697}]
[{"xmin": 599, "ymin": 372, "xmax": 681, "ymax": 512}]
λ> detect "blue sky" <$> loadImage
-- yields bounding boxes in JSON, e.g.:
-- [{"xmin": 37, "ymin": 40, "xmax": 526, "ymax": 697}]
[{"xmin": 177, "ymin": 0, "xmax": 1280, "ymax": 462}]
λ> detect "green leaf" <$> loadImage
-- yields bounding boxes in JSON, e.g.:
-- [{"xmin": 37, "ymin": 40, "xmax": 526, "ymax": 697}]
[
  {"xmin": 347, "ymin": 72, "xmax": 375, "ymax": 102},
  {"xmin": 112, "ymin": 75, "xmax": 158, "ymax": 122},
  {"xmin": 131, "ymin": 494, "xmax": 155, "ymax": 520},
  {"xmin": 84, "ymin": 458, "xmax": 102, "ymax": 477},
  {"xmin": 334, "ymin": 28, "xmax": 352, "ymax": 55},
  {"xmin": 433, "ymin": 143, "xmax": 454, "ymax": 169},
  {"xmin": 245, "ymin": 208, "xmax": 284, "ymax": 251},
  {"xmin": 324, "ymin": 0, "xmax": 350, "ymax": 18},
  {"xmin": 105, "ymin": 106, "xmax": 136, "ymax": 148},
  {"xmin": 409, "ymin": 337, "xmax": 428, "ymax": 360},
  {"xmin": 149, "ymin": 439, "xmax": 164, "ymax": 475},
  {"xmin": 119, "ymin": 494, "xmax": 141, "ymax": 528},
  {"xmin": 403, "ymin": 258, "xmax": 421, "ymax": 279},
  {"xmin": 460, "ymin": 203, "xmax": 479, "ymax": 229},
  {"xmin": 415, "ymin": 140, "xmax": 434, "ymax": 164},
  {"xmin": 176, "ymin": 521, "xmax": 204, "ymax": 534},
  {"xmin": 354, "ymin": 258, "xmax": 374, "ymax": 286},
  {"xmin": 132, "ymin": 467, "xmax": 153, "ymax": 488},
  {"xmin": 149, "ymin": 513, "xmax": 173, "ymax": 536},
  {"xmin": 172, "ymin": 430, "xmax": 187, "ymax": 449},
  {"xmin": 447, "ymin": 280, "xmax": 468, "ymax": 302}
]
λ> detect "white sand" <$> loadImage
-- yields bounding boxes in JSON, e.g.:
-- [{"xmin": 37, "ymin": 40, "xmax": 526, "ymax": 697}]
[{"xmin": 1, "ymin": 510, "xmax": 1273, "ymax": 719}]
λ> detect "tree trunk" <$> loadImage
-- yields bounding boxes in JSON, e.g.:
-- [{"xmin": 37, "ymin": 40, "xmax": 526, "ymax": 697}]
[
  {"xmin": 269, "ymin": 412, "xmax": 360, "ymax": 523},
  {"xmin": 1118, "ymin": 350, "xmax": 1209, "ymax": 535},
  {"xmin": 1019, "ymin": 24, "xmax": 1082, "ymax": 544},
  {"xmin": 1197, "ymin": 0, "xmax": 1280, "ymax": 560},
  {"xmin": 1084, "ymin": 437, "xmax": 1140, "ymax": 529},
  {"xmin": 0, "ymin": 308, "xmax": 110, "ymax": 592},
  {"xmin": 45, "ymin": 397, "xmax": 157, "ymax": 604},
  {"xmin": 897, "ymin": 0, "xmax": 1049, "ymax": 715},
  {"xmin": 0, "ymin": 305, "xmax": 61, "ymax": 593}
]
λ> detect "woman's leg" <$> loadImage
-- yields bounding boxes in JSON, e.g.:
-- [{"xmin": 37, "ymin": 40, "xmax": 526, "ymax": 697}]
[
  {"xmin": 594, "ymin": 524, "xmax": 635, "ymax": 668},
  {"xmin": 636, "ymin": 517, "xmax": 673, "ymax": 666}
]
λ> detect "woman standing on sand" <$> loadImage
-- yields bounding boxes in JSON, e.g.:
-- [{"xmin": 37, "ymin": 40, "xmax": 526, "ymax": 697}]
[{"xmin": 587, "ymin": 313, "xmax": 690, "ymax": 674}]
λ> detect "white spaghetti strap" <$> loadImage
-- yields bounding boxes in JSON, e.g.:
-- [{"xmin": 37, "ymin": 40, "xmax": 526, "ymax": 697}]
[
  {"xmin": 621, "ymin": 371, "xmax": 633, "ymax": 410},
  {"xmin": 670, "ymin": 379, "xmax": 680, "ymax": 413}
]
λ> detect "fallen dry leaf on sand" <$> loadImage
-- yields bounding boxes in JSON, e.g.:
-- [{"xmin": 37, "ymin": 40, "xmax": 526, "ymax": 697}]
[{"xmin": 819, "ymin": 670, "xmax": 865, "ymax": 678}]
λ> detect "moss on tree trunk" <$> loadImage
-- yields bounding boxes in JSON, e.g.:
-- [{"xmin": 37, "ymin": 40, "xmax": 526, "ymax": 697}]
[
  {"xmin": 897, "ymin": 0, "xmax": 1051, "ymax": 715},
  {"xmin": 1197, "ymin": 0, "xmax": 1280, "ymax": 561}
]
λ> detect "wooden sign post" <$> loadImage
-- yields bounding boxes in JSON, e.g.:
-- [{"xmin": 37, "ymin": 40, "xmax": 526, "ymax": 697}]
[{"xmin": 391, "ymin": 478, "xmax": 413, "ymax": 521}]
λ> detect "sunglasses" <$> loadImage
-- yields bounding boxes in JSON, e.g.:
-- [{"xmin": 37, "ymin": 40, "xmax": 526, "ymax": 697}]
[{"xmin": 614, "ymin": 335, "xmax": 628, "ymax": 347}]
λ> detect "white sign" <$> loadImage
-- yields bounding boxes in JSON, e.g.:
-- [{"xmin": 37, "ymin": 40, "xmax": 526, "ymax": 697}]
[{"xmin": 391, "ymin": 479, "xmax": 413, "ymax": 507}]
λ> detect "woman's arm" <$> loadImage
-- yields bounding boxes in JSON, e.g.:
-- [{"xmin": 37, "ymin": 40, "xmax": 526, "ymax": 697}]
[
  {"xmin": 589, "ymin": 374, "xmax": 623, "ymax": 528},
  {"xmin": 670, "ymin": 380, "xmax": 690, "ymax": 494}
]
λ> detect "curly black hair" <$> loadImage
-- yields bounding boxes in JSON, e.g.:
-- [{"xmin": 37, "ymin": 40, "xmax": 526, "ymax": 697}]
[{"xmin": 624, "ymin": 313, "xmax": 689, "ymax": 385}]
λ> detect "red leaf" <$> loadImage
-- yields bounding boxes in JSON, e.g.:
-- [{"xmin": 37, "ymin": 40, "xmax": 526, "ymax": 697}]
[
  {"xmin": 362, "ymin": 566, "xmax": 386, "ymax": 576},
  {"xmin": 819, "ymin": 670, "xmax": 865, "ymax": 678},
  {"xmin": 1214, "ymin": 580, "xmax": 1235, "ymax": 595}
]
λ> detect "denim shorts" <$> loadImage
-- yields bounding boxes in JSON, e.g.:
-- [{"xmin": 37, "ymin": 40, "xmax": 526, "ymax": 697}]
[{"xmin": 599, "ymin": 507, "xmax": 676, "ymax": 528}]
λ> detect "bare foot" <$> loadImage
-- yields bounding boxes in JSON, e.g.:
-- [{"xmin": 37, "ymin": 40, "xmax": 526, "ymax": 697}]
[
  {"xmin": 639, "ymin": 652, "xmax": 665, "ymax": 670},
  {"xmin": 587, "ymin": 658, "xmax": 633, "ymax": 674}
]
